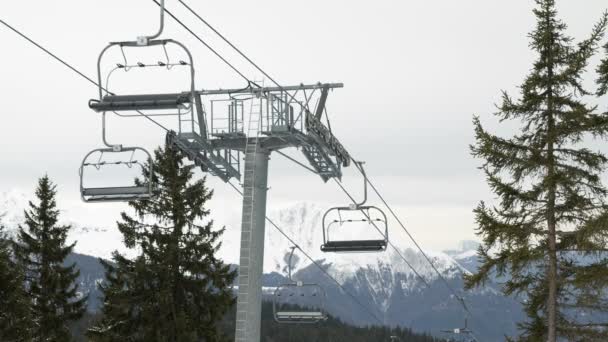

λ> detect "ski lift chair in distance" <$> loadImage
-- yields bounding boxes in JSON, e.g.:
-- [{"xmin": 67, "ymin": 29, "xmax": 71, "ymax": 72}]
[
  {"xmin": 441, "ymin": 317, "xmax": 477, "ymax": 342},
  {"xmin": 321, "ymin": 162, "xmax": 389, "ymax": 253},
  {"xmin": 273, "ymin": 247, "xmax": 328, "ymax": 324}
]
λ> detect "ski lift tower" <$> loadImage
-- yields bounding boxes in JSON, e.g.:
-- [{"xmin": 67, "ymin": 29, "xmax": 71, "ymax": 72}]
[
  {"xmin": 166, "ymin": 82, "xmax": 352, "ymax": 342},
  {"xmin": 80, "ymin": 0, "xmax": 351, "ymax": 340}
]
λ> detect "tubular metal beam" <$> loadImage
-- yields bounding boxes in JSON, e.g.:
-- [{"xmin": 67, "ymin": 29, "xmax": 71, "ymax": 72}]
[
  {"xmin": 199, "ymin": 83, "xmax": 343, "ymax": 96},
  {"xmin": 234, "ymin": 147, "xmax": 270, "ymax": 342},
  {"xmin": 314, "ymin": 84, "xmax": 330, "ymax": 120}
]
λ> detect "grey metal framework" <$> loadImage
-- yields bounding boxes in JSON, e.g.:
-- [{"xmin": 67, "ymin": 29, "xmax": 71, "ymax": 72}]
[
  {"xmin": 164, "ymin": 82, "xmax": 352, "ymax": 342},
  {"xmin": 83, "ymin": 1, "xmax": 356, "ymax": 341},
  {"xmin": 166, "ymin": 82, "xmax": 350, "ymax": 183}
]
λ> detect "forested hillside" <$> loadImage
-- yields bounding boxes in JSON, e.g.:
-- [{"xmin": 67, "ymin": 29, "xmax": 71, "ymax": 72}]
[{"xmin": 72, "ymin": 302, "xmax": 443, "ymax": 342}]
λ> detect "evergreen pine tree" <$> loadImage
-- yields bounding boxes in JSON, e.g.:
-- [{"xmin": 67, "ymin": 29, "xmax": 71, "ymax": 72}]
[
  {"xmin": 13, "ymin": 176, "xmax": 87, "ymax": 341},
  {"xmin": 597, "ymin": 40, "xmax": 608, "ymax": 96},
  {"xmin": 90, "ymin": 144, "xmax": 236, "ymax": 341},
  {"xmin": 0, "ymin": 224, "xmax": 33, "ymax": 341},
  {"xmin": 466, "ymin": 1, "xmax": 608, "ymax": 341}
]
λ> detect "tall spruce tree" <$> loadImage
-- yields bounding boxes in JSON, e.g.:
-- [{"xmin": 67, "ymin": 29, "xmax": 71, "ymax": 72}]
[
  {"xmin": 466, "ymin": 1, "xmax": 608, "ymax": 341},
  {"xmin": 90, "ymin": 144, "xmax": 236, "ymax": 341},
  {"xmin": 13, "ymin": 176, "xmax": 87, "ymax": 341},
  {"xmin": 0, "ymin": 224, "xmax": 33, "ymax": 341}
]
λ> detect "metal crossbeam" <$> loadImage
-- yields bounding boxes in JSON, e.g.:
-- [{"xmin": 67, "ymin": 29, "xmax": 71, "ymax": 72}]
[{"xmin": 198, "ymin": 82, "xmax": 343, "ymax": 95}]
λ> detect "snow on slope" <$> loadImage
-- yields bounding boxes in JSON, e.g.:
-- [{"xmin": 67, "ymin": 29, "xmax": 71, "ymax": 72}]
[
  {"xmin": 259, "ymin": 202, "xmax": 471, "ymax": 284},
  {"xmin": 0, "ymin": 190, "xmax": 472, "ymax": 288},
  {"xmin": 0, "ymin": 189, "xmax": 133, "ymax": 259}
]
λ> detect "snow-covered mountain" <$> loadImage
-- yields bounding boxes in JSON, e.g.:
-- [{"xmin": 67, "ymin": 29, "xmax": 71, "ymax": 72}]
[{"xmin": 0, "ymin": 190, "xmax": 522, "ymax": 341}]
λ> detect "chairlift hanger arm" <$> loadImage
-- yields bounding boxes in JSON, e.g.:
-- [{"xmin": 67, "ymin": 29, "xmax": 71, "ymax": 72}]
[
  {"xmin": 96, "ymin": 39, "xmax": 196, "ymax": 99},
  {"xmin": 139, "ymin": 0, "xmax": 165, "ymax": 44}
]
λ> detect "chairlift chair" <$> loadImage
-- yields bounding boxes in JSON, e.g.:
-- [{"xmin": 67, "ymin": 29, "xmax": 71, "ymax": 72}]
[
  {"xmin": 88, "ymin": 39, "xmax": 197, "ymax": 115},
  {"xmin": 89, "ymin": 0, "xmax": 197, "ymax": 116},
  {"xmin": 79, "ymin": 146, "xmax": 153, "ymax": 203},
  {"xmin": 273, "ymin": 247, "xmax": 328, "ymax": 324},
  {"xmin": 321, "ymin": 162, "xmax": 389, "ymax": 253},
  {"xmin": 440, "ymin": 317, "xmax": 477, "ymax": 342},
  {"xmin": 321, "ymin": 206, "xmax": 388, "ymax": 252}
]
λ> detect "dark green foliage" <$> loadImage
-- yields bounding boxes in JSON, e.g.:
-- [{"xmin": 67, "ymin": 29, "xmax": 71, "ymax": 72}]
[
  {"xmin": 13, "ymin": 176, "xmax": 87, "ymax": 341},
  {"xmin": 598, "ymin": 39, "xmax": 608, "ymax": 96},
  {"xmin": 467, "ymin": 1, "xmax": 608, "ymax": 341},
  {"xmin": 89, "ymin": 144, "xmax": 236, "ymax": 341},
  {"xmin": 0, "ymin": 225, "xmax": 33, "ymax": 341},
  {"xmin": 220, "ymin": 302, "xmax": 443, "ymax": 342},
  {"xmin": 73, "ymin": 301, "xmax": 442, "ymax": 342}
]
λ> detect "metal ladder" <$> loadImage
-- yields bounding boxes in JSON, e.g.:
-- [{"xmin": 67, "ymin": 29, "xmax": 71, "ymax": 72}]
[
  {"xmin": 243, "ymin": 82, "xmax": 264, "ymax": 189},
  {"xmin": 235, "ymin": 81, "xmax": 264, "ymax": 341}
]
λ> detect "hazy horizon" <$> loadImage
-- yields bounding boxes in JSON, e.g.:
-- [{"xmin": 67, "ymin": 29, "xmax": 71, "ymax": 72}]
[{"xmin": 2, "ymin": 0, "xmax": 608, "ymax": 255}]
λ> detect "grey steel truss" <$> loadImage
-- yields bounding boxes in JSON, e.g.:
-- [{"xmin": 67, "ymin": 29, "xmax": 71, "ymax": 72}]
[
  {"xmin": 165, "ymin": 82, "xmax": 351, "ymax": 183},
  {"xmin": 84, "ymin": 2, "xmax": 355, "ymax": 341}
]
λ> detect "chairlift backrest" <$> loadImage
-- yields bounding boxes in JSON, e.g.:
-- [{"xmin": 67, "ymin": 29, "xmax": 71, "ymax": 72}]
[
  {"xmin": 79, "ymin": 146, "xmax": 153, "ymax": 203},
  {"xmin": 320, "ymin": 205, "xmax": 388, "ymax": 253},
  {"xmin": 273, "ymin": 247, "xmax": 327, "ymax": 324},
  {"xmin": 273, "ymin": 282, "xmax": 327, "ymax": 324},
  {"xmin": 89, "ymin": 39, "xmax": 197, "ymax": 115}
]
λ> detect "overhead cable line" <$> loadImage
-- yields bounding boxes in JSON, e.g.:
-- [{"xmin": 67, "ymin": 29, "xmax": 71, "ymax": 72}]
[
  {"xmin": 0, "ymin": 19, "xmax": 172, "ymax": 132},
  {"xmin": 156, "ymin": 0, "xmax": 485, "ymax": 333},
  {"xmin": 0, "ymin": 17, "xmax": 386, "ymax": 327},
  {"xmin": 151, "ymin": 0, "xmax": 252, "ymax": 85},
  {"xmin": 157, "ymin": 0, "xmax": 320, "ymax": 115},
  {"xmin": 226, "ymin": 181, "xmax": 384, "ymax": 325},
  {"xmin": 349, "ymin": 161, "xmax": 475, "ymax": 318},
  {"xmin": 152, "ymin": 3, "xmax": 427, "ymax": 322},
  {"xmin": 332, "ymin": 178, "xmax": 431, "ymax": 288},
  {"xmin": 272, "ymin": 150, "xmax": 430, "ymax": 287},
  {"xmin": 3, "ymin": 7, "xmax": 478, "ymax": 333},
  {"xmin": 170, "ymin": 0, "xmax": 480, "ymax": 320},
  {"xmin": 0, "ymin": 19, "xmax": 104, "ymax": 92},
  {"xmin": 274, "ymin": 150, "xmax": 319, "ymax": 175},
  {"xmin": 175, "ymin": 0, "xmax": 272, "ymax": 86},
  {"xmin": 168, "ymin": 0, "xmax": 439, "ymax": 302}
]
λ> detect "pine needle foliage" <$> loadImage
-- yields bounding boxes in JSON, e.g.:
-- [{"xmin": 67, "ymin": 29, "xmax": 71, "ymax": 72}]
[
  {"xmin": 13, "ymin": 176, "xmax": 87, "ymax": 341},
  {"xmin": 0, "ymin": 225, "xmax": 33, "ymax": 342},
  {"xmin": 466, "ymin": 1, "xmax": 608, "ymax": 341},
  {"xmin": 90, "ymin": 144, "xmax": 236, "ymax": 342}
]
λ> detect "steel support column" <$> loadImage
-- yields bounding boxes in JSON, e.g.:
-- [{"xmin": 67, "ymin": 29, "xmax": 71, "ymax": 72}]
[{"xmin": 235, "ymin": 147, "xmax": 270, "ymax": 342}]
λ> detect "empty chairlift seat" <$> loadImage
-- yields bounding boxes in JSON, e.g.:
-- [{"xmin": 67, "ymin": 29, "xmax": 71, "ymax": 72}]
[
  {"xmin": 81, "ymin": 185, "xmax": 151, "ymax": 202},
  {"xmin": 320, "ymin": 206, "xmax": 389, "ymax": 253},
  {"xmin": 275, "ymin": 310, "xmax": 326, "ymax": 323},
  {"xmin": 273, "ymin": 247, "xmax": 328, "ymax": 324},
  {"xmin": 320, "ymin": 238, "xmax": 387, "ymax": 253},
  {"xmin": 89, "ymin": 93, "xmax": 191, "ymax": 112},
  {"xmin": 273, "ymin": 282, "xmax": 327, "ymax": 324},
  {"xmin": 79, "ymin": 146, "xmax": 153, "ymax": 203}
]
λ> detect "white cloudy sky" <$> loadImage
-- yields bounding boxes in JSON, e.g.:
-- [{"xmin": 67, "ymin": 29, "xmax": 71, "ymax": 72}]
[{"xmin": 1, "ymin": 0, "xmax": 608, "ymax": 255}]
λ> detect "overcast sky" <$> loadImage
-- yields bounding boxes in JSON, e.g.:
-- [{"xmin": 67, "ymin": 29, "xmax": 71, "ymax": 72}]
[{"xmin": 2, "ymin": 0, "xmax": 608, "ymax": 254}]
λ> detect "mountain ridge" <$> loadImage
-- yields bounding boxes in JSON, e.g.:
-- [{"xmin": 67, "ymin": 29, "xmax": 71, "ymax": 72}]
[{"xmin": 1, "ymin": 189, "xmax": 520, "ymax": 341}]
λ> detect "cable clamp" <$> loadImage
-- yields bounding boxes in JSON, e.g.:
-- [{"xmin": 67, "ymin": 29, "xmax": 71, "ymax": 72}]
[{"xmin": 136, "ymin": 36, "xmax": 149, "ymax": 46}]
